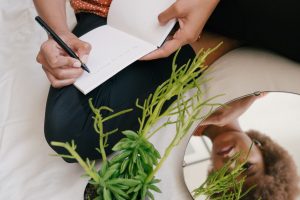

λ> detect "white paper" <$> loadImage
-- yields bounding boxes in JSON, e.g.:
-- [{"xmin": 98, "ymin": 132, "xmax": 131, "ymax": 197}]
[
  {"xmin": 74, "ymin": 26, "xmax": 156, "ymax": 94},
  {"xmin": 74, "ymin": 0, "xmax": 176, "ymax": 94},
  {"xmin": 108, "ymin": 0, "xmax": 176, "ymax": 47}
]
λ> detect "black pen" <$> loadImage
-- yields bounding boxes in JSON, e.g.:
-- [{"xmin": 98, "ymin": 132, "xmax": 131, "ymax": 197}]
[{"xmin": 35, "ymin": 16, "xmax": 90, "ymax": 73}]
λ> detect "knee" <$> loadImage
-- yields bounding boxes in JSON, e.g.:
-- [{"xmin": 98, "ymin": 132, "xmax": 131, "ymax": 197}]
[{"xmin": 44, "ymin": 109, "xmax": 80, "ymax": 163}]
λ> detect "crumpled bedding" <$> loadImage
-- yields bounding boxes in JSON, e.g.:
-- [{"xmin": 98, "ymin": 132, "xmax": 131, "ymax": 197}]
[{"xmin": 1, "ymin": 1, "xmax": 300, "ymax": 200}]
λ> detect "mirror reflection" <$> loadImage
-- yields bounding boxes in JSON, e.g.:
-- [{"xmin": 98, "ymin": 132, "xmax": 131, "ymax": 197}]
[{"xmin": 183, "ymin": 92, "xmax": 300, "ymax": 200}]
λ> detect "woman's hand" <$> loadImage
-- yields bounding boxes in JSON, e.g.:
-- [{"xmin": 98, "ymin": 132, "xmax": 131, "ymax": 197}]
[
  {"xmin": 194, "ymin": 93, "xmax": 267, "ymax": 136},
  {"xmin": 37, "ymin": 32, "xmax": 91, "ymax": 88},
  {"xmin": 141, "ymin": 0, "xmax": 219, "ymax": 60},
  {"xmin": 202, "ymin": 93, "xmax": 267, "ymax": 127}
]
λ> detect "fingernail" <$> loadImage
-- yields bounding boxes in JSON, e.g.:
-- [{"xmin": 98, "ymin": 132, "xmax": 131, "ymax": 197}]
[
  {"xmin": 81, "ymin": 55, "xmax": 89, "ymax": 64},
  {"xmin": 73, "ymin": 61, "xmax": 81, "ymax": 68}
]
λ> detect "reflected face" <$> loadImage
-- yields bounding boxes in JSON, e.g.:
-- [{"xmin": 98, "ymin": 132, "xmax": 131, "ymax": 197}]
[{"xmin": 211, "ymin": 131, "xmax": 265, "ymax": 186}]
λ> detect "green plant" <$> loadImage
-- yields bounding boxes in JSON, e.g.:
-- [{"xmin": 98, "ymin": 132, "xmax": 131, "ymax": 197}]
[
  {"xmin": 51, "ymin": 46, "xmax": 223, "ymax": 200},
  {"xmin": 192, "ymin": 145, "xmax": 257, "ymax": 200}
]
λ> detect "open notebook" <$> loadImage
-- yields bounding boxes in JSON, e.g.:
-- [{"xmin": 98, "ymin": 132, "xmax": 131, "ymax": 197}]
[{"xmin": 74, "ymin": 0, "xmax": 176, "ymax": 94}]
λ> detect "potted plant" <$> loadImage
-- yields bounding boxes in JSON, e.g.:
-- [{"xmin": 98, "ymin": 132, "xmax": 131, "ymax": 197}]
[{"xmin": 51, "ymin": 47, "xmax": 223, "ymax": 200}]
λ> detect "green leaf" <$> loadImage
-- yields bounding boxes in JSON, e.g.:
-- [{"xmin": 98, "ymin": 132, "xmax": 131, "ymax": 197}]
[
  {"xmin": 109, "ymin": 162, "xmax": 121, "ymax": 171},
  {"xmin": 111, "ymin": 141, "xmax": 127, "ymax": 151},
  {"xmin": 120, "ymin": 159, "xmax": 129, "ymax": 174},
  {"xmin": 113, "ymin": 193, "xmax": 127, "ymax": 200},
  {"xmin": 133, "ymin": 184, "xmax": 143, "ymax": 193},
  {"xmin": 107, "ymin": 178, "xmax": 139, "ymax": 186},
  {"xmin": 88, "ymin": 179, "xmax": 98, "ymax": 185},
  {"xmin": 132, "ymin": 149, "xmax": 138, "ymax": 164},
  {"xmin": 110, "ymin": 151, "xmax": 131, "ymax": 164},
  {"xmin": 150, "ymin": 178, "xmax": 161, "ymax": 184},
  {"xmin": 141, "ymin": 185, "xmax": 148, "ymax": 200},
  {"xmin": 93, "ymin": 196, "xmax": 101, "ymax": 200},
  {"xmin": 121, "ymin": 179, "xmax": 141, "ymax": 187},
  {"xmin": 152, "ymin": 149, "xmax": 161, "ymax": 159},
  {"xmin": 103, "ymin": 187, "xmax": 112, "ymax": 200},
  {"xmin": 138, "ymin": 149, "xmax": 149, "ymax": 165},
  {"xmin": 128, "ymin": 160, "xmax": 134, "ymax": 177},
  {"xmin": 136, "ymin": 157, "xmax": 144, "ymax": 173},
  {"xmin": 141, "ymin": 139, "xmax": 152, "ymax": 149},
  {"xmin": 100, "ymin": 161, "xmax": 108, "ymax": 176},
  {"xmin": 147, "ymin": 190, "xmax": 155, "ymax": 200},
  {"xmin": 148, "ymin": 184, "xmax": 162, "ymax": 193},
  {"xmin": 109, "ymin": 185, "xmax": 129, "ymax": 198},
  {"xmin": 129, "ymin": 191, "xmax": 139, "ymax": 200},
  {"xmin": 122, "ymin": 130, "xmax": 139, "ymax": 140},
  {"xmin": 147, "ymin": 153, "xmax": 158, "ymax": 165},
  {"xmin": 103, "ymin": 167, "xmax": 117, "ymax": 181}
]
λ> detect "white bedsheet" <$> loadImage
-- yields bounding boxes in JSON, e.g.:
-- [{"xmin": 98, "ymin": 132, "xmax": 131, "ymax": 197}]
[{"xmin": 1, "ymin": 1, "xmax": 300, "ymax": 200}]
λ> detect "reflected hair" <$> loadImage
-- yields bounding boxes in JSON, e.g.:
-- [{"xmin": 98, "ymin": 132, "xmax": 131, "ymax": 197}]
[{"xmin": 242, "ymin": 130, "xmax": 300, "ymax": 200}]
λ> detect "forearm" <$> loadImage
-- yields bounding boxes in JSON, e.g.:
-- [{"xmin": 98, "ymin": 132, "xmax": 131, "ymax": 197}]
[
  {"xmin": 190, "ymin": 32, "xmax": 241, "ymax": 66},
  {"xmin": 33, "ymin": 0, "xmax": 69, "ymax": 34}
]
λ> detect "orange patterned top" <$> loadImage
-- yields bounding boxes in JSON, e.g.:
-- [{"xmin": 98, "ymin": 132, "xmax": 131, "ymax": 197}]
[{"xmin": 70, "ymin": 0, "xmax": 112, "ymax": 18}]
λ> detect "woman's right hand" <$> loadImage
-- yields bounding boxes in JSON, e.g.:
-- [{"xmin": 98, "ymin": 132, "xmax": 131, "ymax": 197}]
[{"xmin": 36, "ymin": 32, "xmax": 91, "ymax": 88}]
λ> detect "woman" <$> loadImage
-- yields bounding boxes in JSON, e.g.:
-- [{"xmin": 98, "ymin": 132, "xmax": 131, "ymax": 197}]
[
  {"xmin": 194, "ymin": 94, "xmax": 300, "ymax": 199},
  {"xmin": 33, "ymin": 0, "xmax": 299, "ymax": 162},
  {"xmin": 33, "ymin": 0, "xmax": 238, "ymax": 162}
]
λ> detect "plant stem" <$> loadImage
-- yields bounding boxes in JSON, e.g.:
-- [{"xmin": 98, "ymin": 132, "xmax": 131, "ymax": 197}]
[
  {"xmin": 100, "ymin": 135, "xmax": 107, "ymax": 161},
  {"xmin": 145, "ymin": 136, "xmax": 177, "ymax": 183},
  {"xmin": 142, "ymin": 100, "xmax": 164, "ymax": 137},
  {"xmin": 96, "ymin": 113, "xmax": 107, "ymax": 161},
  {"xmin": 51, "ymin": 141, "xmax": 100, "ymax": 183}
]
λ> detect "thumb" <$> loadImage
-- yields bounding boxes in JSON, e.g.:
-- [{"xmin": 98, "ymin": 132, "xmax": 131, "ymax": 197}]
[{"xmin": 158, "ymin": 3, "xmax": 179, "ymax": 25}]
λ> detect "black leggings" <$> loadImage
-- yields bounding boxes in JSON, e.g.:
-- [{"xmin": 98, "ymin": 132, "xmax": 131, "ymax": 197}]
[
  {"xmin": 44, "ymin": 13, "xmax": 196, "ymax": 162},
  {"xmin": 45, "ymin": 1, "xmax": 300, "ymax": 162}
]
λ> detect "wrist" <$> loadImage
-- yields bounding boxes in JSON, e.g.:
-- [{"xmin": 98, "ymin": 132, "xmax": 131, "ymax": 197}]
[
  {"xmin": 55, "ymin": 29, "xmax": 72, "ymax": 36},
  {"xmin": 48, "ymin": 30, "xmax": 75, "ymax": 40}
]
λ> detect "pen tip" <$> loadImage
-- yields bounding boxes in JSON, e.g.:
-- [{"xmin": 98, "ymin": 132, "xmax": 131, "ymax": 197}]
[{"xmin": 82, "ymin": 63, "xmax": 90, "ymax": 73}]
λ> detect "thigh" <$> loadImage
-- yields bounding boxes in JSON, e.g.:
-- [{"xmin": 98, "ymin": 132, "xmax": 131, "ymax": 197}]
[
  {"xmin": 206, "ymin": 0, "xmax": 300, "ymax": 62},
  {"xmin": 44, "ymin": 13, "xmax": 196, "ymax": 161}
]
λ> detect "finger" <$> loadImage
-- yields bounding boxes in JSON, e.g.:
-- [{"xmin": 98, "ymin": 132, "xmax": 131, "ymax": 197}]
[
  {"xmin": 45, "ymin": 66, "xmax": 83, "ymax": 80},
  {"xmin": 254, "ymin": 91, "xmax": 268, "ymax": 98},
  {"xmin": 140, "ymin": 38, "xmax": 182, "ymax": 60},
  {"xmin": 158, "ymin": 3, "xmax": 181, "ymax": 25},
  {"xmin": 41, "ymin": 41, "xmax": 80, "ymax": 68},
  {"xmin": 58, "ymin": 45, "xmax": 89, "ymax": 64},
  {"xmin": 50, "ymin": 55, "xmax": 81, "ymax": 68},
  {"xmin": 41, "ymin": 58, "xmax": 83, "ymax": 79},
  {"xmin": 200, "ymin": 116, "xmax": 218, "ymax": 126},
  {"xmin": 36, "ymin": 51, "xmax": 45, "ymax": 65},
  {"xmin": 39, "ymin": 52, "xmax": 81, "ymax": 72},
  {"xmin": 173, "ymin": 21, "xmax": 200, "ymax": 43},
  {"xmin": 70, "ymin": 39, "xmax": 92, "ymax": 59},
  {"xmin": 46, "ymin": 71, "xmax": 76, "ymax": 88},
  {"xmin": 40, "ymin": 40, "xmax": 60, "ymax": 64}
]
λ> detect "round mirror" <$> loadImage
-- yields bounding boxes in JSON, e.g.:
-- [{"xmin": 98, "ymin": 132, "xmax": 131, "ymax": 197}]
[{"xmin": 183, "ymin": 92, "xmax": 300, "ymax": 199}]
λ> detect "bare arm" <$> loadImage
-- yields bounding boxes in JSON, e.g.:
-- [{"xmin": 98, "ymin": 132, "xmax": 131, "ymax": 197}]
[
  {"xmin": 33, "ymin": 0, "xmax": 91, "ymax": 88},
  {"xmin": 33, "ymin": 0, "xmax": 69, "ymax": 34},
  {"xmin": 189, "ymin": 32, "xmax": 241, "ymax": 66}
]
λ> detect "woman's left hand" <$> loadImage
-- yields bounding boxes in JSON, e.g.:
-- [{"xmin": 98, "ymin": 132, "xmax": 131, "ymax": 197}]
[
  {"xmin": 201, "ymin": 93, "xmax": 268, "ymax": 128},
  {"xmin": 141, "ymin": 0, "xmax": 219, "ymax": 60}
]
